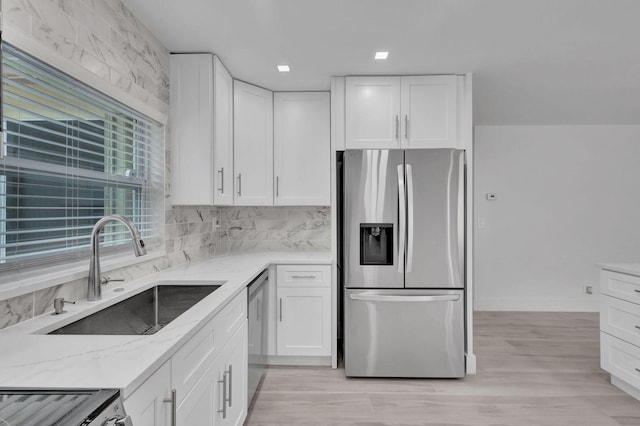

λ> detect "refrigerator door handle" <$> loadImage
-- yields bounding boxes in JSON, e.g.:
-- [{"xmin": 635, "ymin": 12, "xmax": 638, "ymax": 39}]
[
  {"xmin": 397, "ymin": 164, "xmax": 406, "ymax": 273},
  {"xmin": 406, "ymin": 164, "xmax": 414, "ymax": 273},
  {"xmin": 349, "ymin": 293, "xmax": 460, "ymax": 303},
  {"xmin": 453, "ymin": 152, "xmax": 465, "ymax": 288}
]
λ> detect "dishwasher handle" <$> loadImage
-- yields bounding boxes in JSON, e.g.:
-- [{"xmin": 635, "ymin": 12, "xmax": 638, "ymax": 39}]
[{"xmin": 349, "ymin": 294, "xmax": 460, "ymax": 303}]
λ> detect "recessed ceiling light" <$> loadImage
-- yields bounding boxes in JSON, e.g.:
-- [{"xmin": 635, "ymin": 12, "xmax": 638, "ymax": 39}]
[
  {"xmin": 375, "ymin": 51, "xmax": 389, "ymax": 60},
  {"xmin": 277, "ymin": 65, "xmax": 290, "ymax": 72}
]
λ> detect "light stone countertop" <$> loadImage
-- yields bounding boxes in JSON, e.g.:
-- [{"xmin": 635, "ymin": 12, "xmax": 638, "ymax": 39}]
[
  {"xmin": 598, "ymin": 262, "xmax": 640, "ymax": 277},
  {"xmin": 0, "ymin": 251, "xmax": 331, "ymax": 398}
]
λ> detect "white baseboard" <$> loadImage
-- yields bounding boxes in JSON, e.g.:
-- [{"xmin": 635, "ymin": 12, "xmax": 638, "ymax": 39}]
[
  {"xmin": 266, "ymin": 355, "xmax": 332, "ymax": 367},
  {"xmin": 474, "ymin": 297, "xmax": 600, "ymax": 312}
]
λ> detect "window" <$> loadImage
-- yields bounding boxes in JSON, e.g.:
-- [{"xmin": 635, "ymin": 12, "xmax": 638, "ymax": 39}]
[{"xmin": 0, "ymin": 44, "xmax": 163, "ymax": 271}]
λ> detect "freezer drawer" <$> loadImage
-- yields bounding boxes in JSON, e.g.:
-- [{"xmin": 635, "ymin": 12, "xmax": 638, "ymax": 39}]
[{"xmin": 344, "ymin": 289, "xmax": 464, "ymax": 378}]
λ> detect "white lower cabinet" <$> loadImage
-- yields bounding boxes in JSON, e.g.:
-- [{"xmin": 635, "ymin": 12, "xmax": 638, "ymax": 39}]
[
  {"xmin": 125, "ymin": 291, "xmax": 248, "ymax": 426},
  {"xmin": 124, "ymin": 360, "xmax": 172, "ymax": 426},
  {"xmin": 600, "ymin": 268, "xmax": 640, "ymax": 401},
  {"xmin": 276, "ymin": 265, "xmax": 331, "ymax": 357},
  {"xmin": 215, "ymin": 324, "xmax": 248, "ymax": 426}
]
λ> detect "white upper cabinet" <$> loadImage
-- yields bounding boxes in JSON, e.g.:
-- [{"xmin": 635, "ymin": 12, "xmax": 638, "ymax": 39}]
[
  {"xmin": 169, "ymin": 54, "xmax": 234, "ymax": 205},
  {"xmin": 345, "ymin": 75, "xmax": 458, "ymax": 149},
  {"xmin": 401, "ymin": 75, "xmax": 458, "ymax": 149},
  {"xmin": 213, "ymin": 57, "xmax": 235, "ymax": 205},
  {"xmin": 170, "ymin": 54, "xmax": 214, "ymax": 205},
  {"xmin": 234, "ymin": 80, "xmax": 274, "ymax": 206},
  {"xmin": 274, "ymin": 92, "xmax": 331, "ymax": 206},
  {"xmin": 345, "ymin": 77, "xmax": 401, "ymax": 149}
]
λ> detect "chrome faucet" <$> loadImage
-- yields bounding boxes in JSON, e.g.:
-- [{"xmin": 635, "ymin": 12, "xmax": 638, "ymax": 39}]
[{"xmin": 87, "ymin": 215, "xmax": 147, "ymax": 301}]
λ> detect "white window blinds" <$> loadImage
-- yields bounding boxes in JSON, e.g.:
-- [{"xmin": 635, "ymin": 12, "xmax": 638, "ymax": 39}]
[{"xmin": 0, "ymin": 43, "xmax": 163, "ymax": 271}]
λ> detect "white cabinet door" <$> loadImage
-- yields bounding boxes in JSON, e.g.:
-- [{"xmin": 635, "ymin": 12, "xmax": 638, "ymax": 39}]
[
  {"xmin": 345, "ymin": 76, "xmax": 401, "ymax": 149},
  {"xmin": 124, "ymin": 361, "xmax": 171, "ymax": 426},
  {"xmin": 170, "ymin": 54, "xmax": 214, "ymax": 205},
  {"xmin": 176, "ymin": 363, "xmax": 217, "ymax": 426},
  {"xmin": 401, "ymin": 75, "xmax": 458, "ymax": 149},
  {"xmin": 213, "ymin": 56, "xmax": 234, "ymax": 205},
  {"xmin": 233, "ymin": 80, "xmax": 273, "ymax": 206},
  {"xmin": 216, "ymin": 322, "xmax": 248, "ymax": 426},
  {"xmin": 277, "ymin": 287, "xmax": 331, "ymax": 356},
  {"xmin": 274, "ymin": 92, "xmax": 330, "ymax": 206}
]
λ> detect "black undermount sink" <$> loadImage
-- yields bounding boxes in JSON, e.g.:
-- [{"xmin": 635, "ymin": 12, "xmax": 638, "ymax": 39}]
[{"xmin": 49, "ymin": 283, "xmax": 225, "ymax": 336}]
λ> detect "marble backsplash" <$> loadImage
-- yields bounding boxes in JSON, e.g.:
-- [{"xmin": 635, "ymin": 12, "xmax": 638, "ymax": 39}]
[{"xmin": 217, "ymin": 206, "xmax": 331, "ymax": 253}]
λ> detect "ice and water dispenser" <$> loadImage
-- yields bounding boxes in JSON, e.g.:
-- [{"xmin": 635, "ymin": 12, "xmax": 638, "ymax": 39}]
[{"xmin": 359, "ymin": 223, "xmax": 393, "ymax": 265}]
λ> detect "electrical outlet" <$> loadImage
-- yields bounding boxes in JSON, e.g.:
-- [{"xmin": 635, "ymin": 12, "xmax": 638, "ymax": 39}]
[{"xmin": 584, "ymin": 285, "xmax": 593, "ymax": 295}]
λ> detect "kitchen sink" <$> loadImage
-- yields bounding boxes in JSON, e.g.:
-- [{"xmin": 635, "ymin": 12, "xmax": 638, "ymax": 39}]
[{"xmin": 49, "ymin": 282, "xmax": 225, "ymax": 336}]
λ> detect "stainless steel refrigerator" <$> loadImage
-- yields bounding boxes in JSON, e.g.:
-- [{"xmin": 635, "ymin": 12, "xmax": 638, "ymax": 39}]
[{"xmin": 343, "ymin": 148, "xmax": 465, "ymax": 378}]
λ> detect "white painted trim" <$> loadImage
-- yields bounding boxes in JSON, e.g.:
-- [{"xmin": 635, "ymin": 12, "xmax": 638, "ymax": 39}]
[
  {"xmin": 330, "ymin": 79, "xmax": 338, "ymax": 369},
  {"xmin": 465, "ymin": 353, "xmax": 477, "ymax": 375},
  {"xmin": 2, "ymin": 23, "xmax": 168, "ymax": 125},
  {"xmin": 611, "ymin": 375, "xmax": 640, "ymax": 401},
  {"xmin": 462, "ymin": 73, "xmax": 476, "ymax": 374},
  {"xmin": 475, "ymin": 297, "xmax": 599, "ymax": 312}
]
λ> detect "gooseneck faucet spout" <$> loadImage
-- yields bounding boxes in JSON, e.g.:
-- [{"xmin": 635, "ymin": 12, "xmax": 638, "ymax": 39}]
[{"xmin": 87, "ymin": 215, "xmax": 147, "ymax": 301}]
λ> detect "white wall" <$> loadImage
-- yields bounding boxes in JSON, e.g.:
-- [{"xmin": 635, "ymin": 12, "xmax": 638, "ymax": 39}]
[{"xmin": 474, "ymin": 125, "xmax": 640, "ymax": 311}]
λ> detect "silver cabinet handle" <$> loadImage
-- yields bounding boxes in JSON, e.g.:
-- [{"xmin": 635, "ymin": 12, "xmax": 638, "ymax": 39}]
[
  {"xmin": 349, "ymin": 293, "xmax": 460, "ymax": 303},
  {"xmin": 218, "ymin": 167, "xmax": 224, "ymax": 192},
  {"xmin": 395, "ymin": 115, "xmax": 399, "ymax": 140},
  {"xmin": 291, "ymin": 275, "xmax": 315, "ymax": 279},
  {"xmin": 237, "ymin": 173, "xmax": 242, "ymax": 196},
  {"xmin": 217, "ymin": 371, "xmax": 227, "ymax": 419},
  {"xmin": 635, "ymin": 325, "xmax": 640, "ymax": 330},
  {"xmin": 163, "ymin": 389, "xmax": 176, "ymax": 426},
  {"xmin": 636, "ymin": 368, "xmax": 640, "ymax": 373},
  {"xmin": 397, "ymin": 164, "xmax": 406, "ymax": 273},
  {"xmin": 276, "ymin": 176, "xmax": 279, "ymax": 197},
  {"xmin": 228, "ymin": 365, "xmax": 233, "ymax": 407},
  {"xmin": 279, "ymin": 298, "xmax": 283, "ymax": 322},
  {"xmin": 405, "ymin": 114, "xmax": 409, "ymax": 140},
  {"xmin": 635, "ymin": 289, "xmax": 640, "ymax": 294}
]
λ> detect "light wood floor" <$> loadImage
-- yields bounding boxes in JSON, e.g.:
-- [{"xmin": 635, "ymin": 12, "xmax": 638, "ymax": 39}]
[{"xmin": 245, "ymin": 312, "xmax": 640, "ymax": 426}]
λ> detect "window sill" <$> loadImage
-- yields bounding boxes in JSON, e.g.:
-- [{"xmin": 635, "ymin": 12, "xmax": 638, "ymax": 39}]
[{"xmin": 0, "ymin": 249, "xmax": 166, "ymax": 301}]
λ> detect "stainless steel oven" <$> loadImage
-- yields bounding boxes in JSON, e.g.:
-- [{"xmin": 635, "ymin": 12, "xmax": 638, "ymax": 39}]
[{"xmin": 0, "ymin": 389, "xmax": 131, "ymax": 426}]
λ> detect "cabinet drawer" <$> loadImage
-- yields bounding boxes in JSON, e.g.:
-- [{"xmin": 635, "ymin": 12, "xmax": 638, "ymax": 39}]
[
  {"xmin": 276, "ymin": 265, "xmax": 331, "ymax": 288},
  {"xmin": 601, "ymin": 332, "xmax": 640, "ymax": 389},
  {"xmin": 171, "ymin": 290, "xmax": 247, "ymax": 405},
  {"xmin": 601, "ymin": 270, "xmax": 640, "ymax": 304},
  {"xmin": 601, "ymin": 296, "xmax": 640, "ymax": 347},
  {"xmin": 217, "ymin": 289, "xmax": 248, "ymax": 341}
]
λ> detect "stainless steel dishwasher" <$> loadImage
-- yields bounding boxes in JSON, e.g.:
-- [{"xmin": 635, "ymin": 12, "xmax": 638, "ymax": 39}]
[{"xmin": 247, "ymin": 269, "xmax": 269, "ymax": 407}]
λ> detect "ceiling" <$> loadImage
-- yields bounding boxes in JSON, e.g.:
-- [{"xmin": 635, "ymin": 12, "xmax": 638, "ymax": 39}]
[{"xmin": 123, "ymin": 0, "xmax": 640, "ymax": 125}]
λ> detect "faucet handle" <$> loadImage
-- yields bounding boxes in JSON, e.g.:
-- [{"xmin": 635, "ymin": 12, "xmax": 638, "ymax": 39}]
[
  {"xmin": 52, "ymin": 298, "xmax": 75, "ymax": 315},
  {"xmin": 100, "ymin": 276, "xmax": 125, "ymax": 285}
]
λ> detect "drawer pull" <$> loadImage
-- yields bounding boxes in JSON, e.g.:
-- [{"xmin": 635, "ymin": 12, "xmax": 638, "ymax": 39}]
[
  {"xmin": 635, "ymin": 289, "xmax": 640, "ymax": 294},
  {"xmin": 291, "ymin": 275, "xmax": 316, "ymax": 279},
  {"xmin": 636, "ymin": 325, "xmax": 640, "ymax": 330},
  {"xmin": 636, "ymin": 368, "xmax": 640, "ymax": 374}
]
